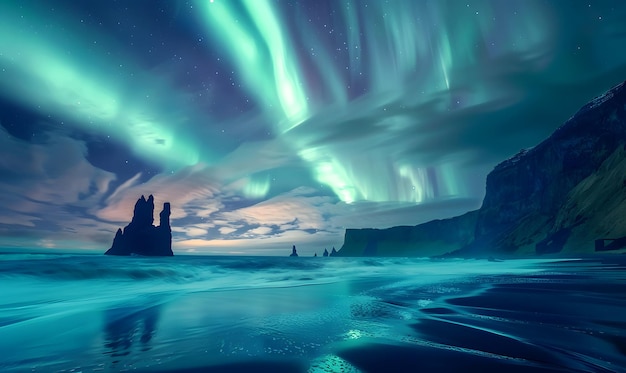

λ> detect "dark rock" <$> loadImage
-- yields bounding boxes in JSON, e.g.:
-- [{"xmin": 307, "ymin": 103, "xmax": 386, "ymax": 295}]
[
  {"xmin": 338, "ymin": 79, "xmax": 626, "ymax": 257},
  {"xmin": 329, "ymin": 247, "xmax": 338, "ymax": 256},
  {"xmin": 465, "ymin": 79, "xmax": 626, "ymax": 256},
  {"xmin": 314, "ymin": 253, "xmax": 317, "ymax": 257},
  {"xmin": 338, "ymin": 211, "xmax": 477, "ymax": 257},
  {"xmin": 104, "ymin": 195, "xmax": 173, "ymax": 256},
  {"xmin": 595, "ymin": 236, "xmax": 626, "ymax": 251},
  {"xmin": 323, "ymin": 248, "xmax": 329, "ymax": 257},
  {"xmin": 289, "ymin": 245, "xmax": 298, "ymax": 257}
]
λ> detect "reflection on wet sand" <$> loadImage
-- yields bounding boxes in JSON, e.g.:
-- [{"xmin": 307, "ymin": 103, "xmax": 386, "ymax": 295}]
[{"xmin": 103, "ymin": 303, "xmax": 161, "ymax": 360}]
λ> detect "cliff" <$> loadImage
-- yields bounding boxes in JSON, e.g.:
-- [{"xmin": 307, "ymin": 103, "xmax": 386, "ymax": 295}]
[
  {"xmin": 105, "ymin": 195, "xmax": 173, "ymax": 256},
  {"xmin": 468, "ymin": 80, "xmax": 626, "ymax": 255},
  {"xmin": 338, "ymin": 210, "xmax": 478, "ymax": 257},
  {"xmin": 338, "ymin": 80, "xmax": 626, "ymax": 257}
]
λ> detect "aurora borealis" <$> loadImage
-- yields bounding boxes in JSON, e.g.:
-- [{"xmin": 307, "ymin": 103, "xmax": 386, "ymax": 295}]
[{"xmin": 1, "ymin": 1, "xmax": 626, "ymax": 255}]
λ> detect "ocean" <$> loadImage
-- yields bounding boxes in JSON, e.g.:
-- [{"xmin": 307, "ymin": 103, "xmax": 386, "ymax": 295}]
[{"xmin": 0, "ymin": 253, "xmax": 625, "ymax": 372}]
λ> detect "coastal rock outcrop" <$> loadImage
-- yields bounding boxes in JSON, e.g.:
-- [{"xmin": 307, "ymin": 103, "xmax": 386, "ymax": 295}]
[
  {"xmin": 105, "ymin": 195, "xmax": 173, "ymax": 256},
  {"xmin": 289, "ymin": 245, "xmax": 298, "ymax": 257},
  {"xmin": 337, "ymin": 211, "xmax": 478, "ymax": 257},
  {"xmin": 468, "ymin": 80, "xmax": 626, "ymax": 255},
  {"xmin": 338, "ymin": 79, "xmax": 626, "ymax": 257}
]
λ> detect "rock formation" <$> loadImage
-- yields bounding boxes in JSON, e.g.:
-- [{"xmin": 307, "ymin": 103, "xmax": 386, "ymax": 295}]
[
  {"xmin": 323, "ymin": 248, "xmax": 329, "ymax": 257},
  {"xmin": 467, "ymin": 79, "xmax": 626, "ymax": 256},
  {"xmin": 337, "ymin": 211, "xmax": 478, "ymax": 257},
  {"xmin": 329, "ymin": 247, "xmax": 338, "ymax": 256},
  {"xmin": 289, "ymin": 245, "xmax": 298, "ymax": 257},
  {"xmin": 338, "ymin": 79, "xmax": 626, "ymax": 257},
  {"xmin": 105, "ymin": 195, "xmax": 173, "ymax": 256}
]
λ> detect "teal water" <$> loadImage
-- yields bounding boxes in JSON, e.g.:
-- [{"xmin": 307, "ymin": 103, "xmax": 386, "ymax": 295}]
[{"xmin": 0, "ymin": 254, "xmax": 625, "ymax": 372}]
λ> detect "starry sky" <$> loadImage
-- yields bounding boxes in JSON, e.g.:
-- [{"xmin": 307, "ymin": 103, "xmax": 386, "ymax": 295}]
[{"xmin": 1, "ymin": 0, "xmax": 626, "ymax": 255}]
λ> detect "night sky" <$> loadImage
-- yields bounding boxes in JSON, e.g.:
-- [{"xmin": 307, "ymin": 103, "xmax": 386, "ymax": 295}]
[{"xmin": 1, "ymin": 0, "xmax": 626, "ymax": 255}]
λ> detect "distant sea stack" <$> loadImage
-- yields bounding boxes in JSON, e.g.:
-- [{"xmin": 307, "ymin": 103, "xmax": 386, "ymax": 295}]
[
  {"xmin": 338, "ymin": 79, "xmax": 626, "ymax": 257},
  {"xmin": 105, "ymin": 195, "xmax": 173, "ymax": 256},
  {"xmin": 289, "ymin": 245, "xmax": 298, "ymax": 257}
]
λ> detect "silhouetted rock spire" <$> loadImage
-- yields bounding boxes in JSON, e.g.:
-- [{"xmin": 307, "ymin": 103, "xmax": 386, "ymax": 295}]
[
  {"xmin": 330, "ymin": 247, "xmax": 337, "ymax": 256},
  {"xmin": 159, "ymin": 202, "xmax": 171, "ymax": 230},
  {"xmin": 290, "ymin": 245, "xmax": 298, "ymax": 257},
  {"xmin": 323, "ymin": 248, "xmax": 329, "ymax": 257},
  {"xmin": 105, "ymin": 195, "xmax": 173, "ymax": 256},
  {"xmin": 131, "ymin": 195, "xmax": 154, "ymax": 227}
]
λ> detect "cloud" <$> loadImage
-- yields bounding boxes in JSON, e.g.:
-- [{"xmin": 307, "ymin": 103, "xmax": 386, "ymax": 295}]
[
  {"xmin": 246, "ymin": 226, "xmax": 274, "ymax": 236},
  {"xmin": 214, "ymin": 140, "xmax": 300, "ymax": 182},
  {"xmin": 178, "ymin": 227, "xmax": 209, "ymax": 237},
  {"xmin": 219, "ymin": 187, "xmax": 329, "ymax": 230},
  {"xmin": 97, "ymin": 163, "xmax": 223, "ymax": 223},
  {"xmin": 0, "ymin": 213, "xmax": 40, "ymax": 228},
  {"xmin": 175, "ymin": 185, "xmax": 482, "ymax": 255},
  {"xmin": 0, "ymin": 128, "xmax": 115, "ymax": 206},
  {"xmin": 218, "ymin": 226, "xmax": 238, "ymax": 235},
  {"xmin": 0, "ymin": 127, "xmax": 124, "ymax": 247}
]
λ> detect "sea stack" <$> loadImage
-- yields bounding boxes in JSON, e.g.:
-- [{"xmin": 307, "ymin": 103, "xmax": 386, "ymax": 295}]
[
  {"xmin": 105, "ymin": 195, "xmax": 173, "ymax": 256},
  {"xmin": 290, "ymin": 245, "xmax": 298, "ymax": 257}
]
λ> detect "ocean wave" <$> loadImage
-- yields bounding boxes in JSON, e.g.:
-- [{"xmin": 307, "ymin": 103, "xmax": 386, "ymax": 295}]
[
  {"xmin": 0, "ymin": 256, "xmax": 205, "ymax": 282},
  {"xmin": 0, "ymin": 255, "xmax": 558, "ymax": 284}
]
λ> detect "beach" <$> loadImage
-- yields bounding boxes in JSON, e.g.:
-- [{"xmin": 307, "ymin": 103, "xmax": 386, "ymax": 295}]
[{"xmin": 0, "ymin": 254, "xmax": 625, "ymax": 372}]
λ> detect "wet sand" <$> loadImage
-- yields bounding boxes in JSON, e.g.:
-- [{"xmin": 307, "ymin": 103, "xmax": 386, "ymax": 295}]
[{"xmin": 336, "ymin": 259, "xmax": 626, "ymax": 372}]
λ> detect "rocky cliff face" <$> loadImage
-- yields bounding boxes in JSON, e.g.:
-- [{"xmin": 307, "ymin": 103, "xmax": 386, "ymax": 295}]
[
  {"xmin": 338, "ymin": 211, "xmax": 478, "ymax": 257},
  {"xmin": 469, "ymin": 80, "xmax": 626, "ymax": 255},
  {"xmin": 105, "ymin": 195, "xmax": 173, "ymax": 256},
  {"xmin": 338, "ymin": 80, "xmax": 626, "ymax": 257}
]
